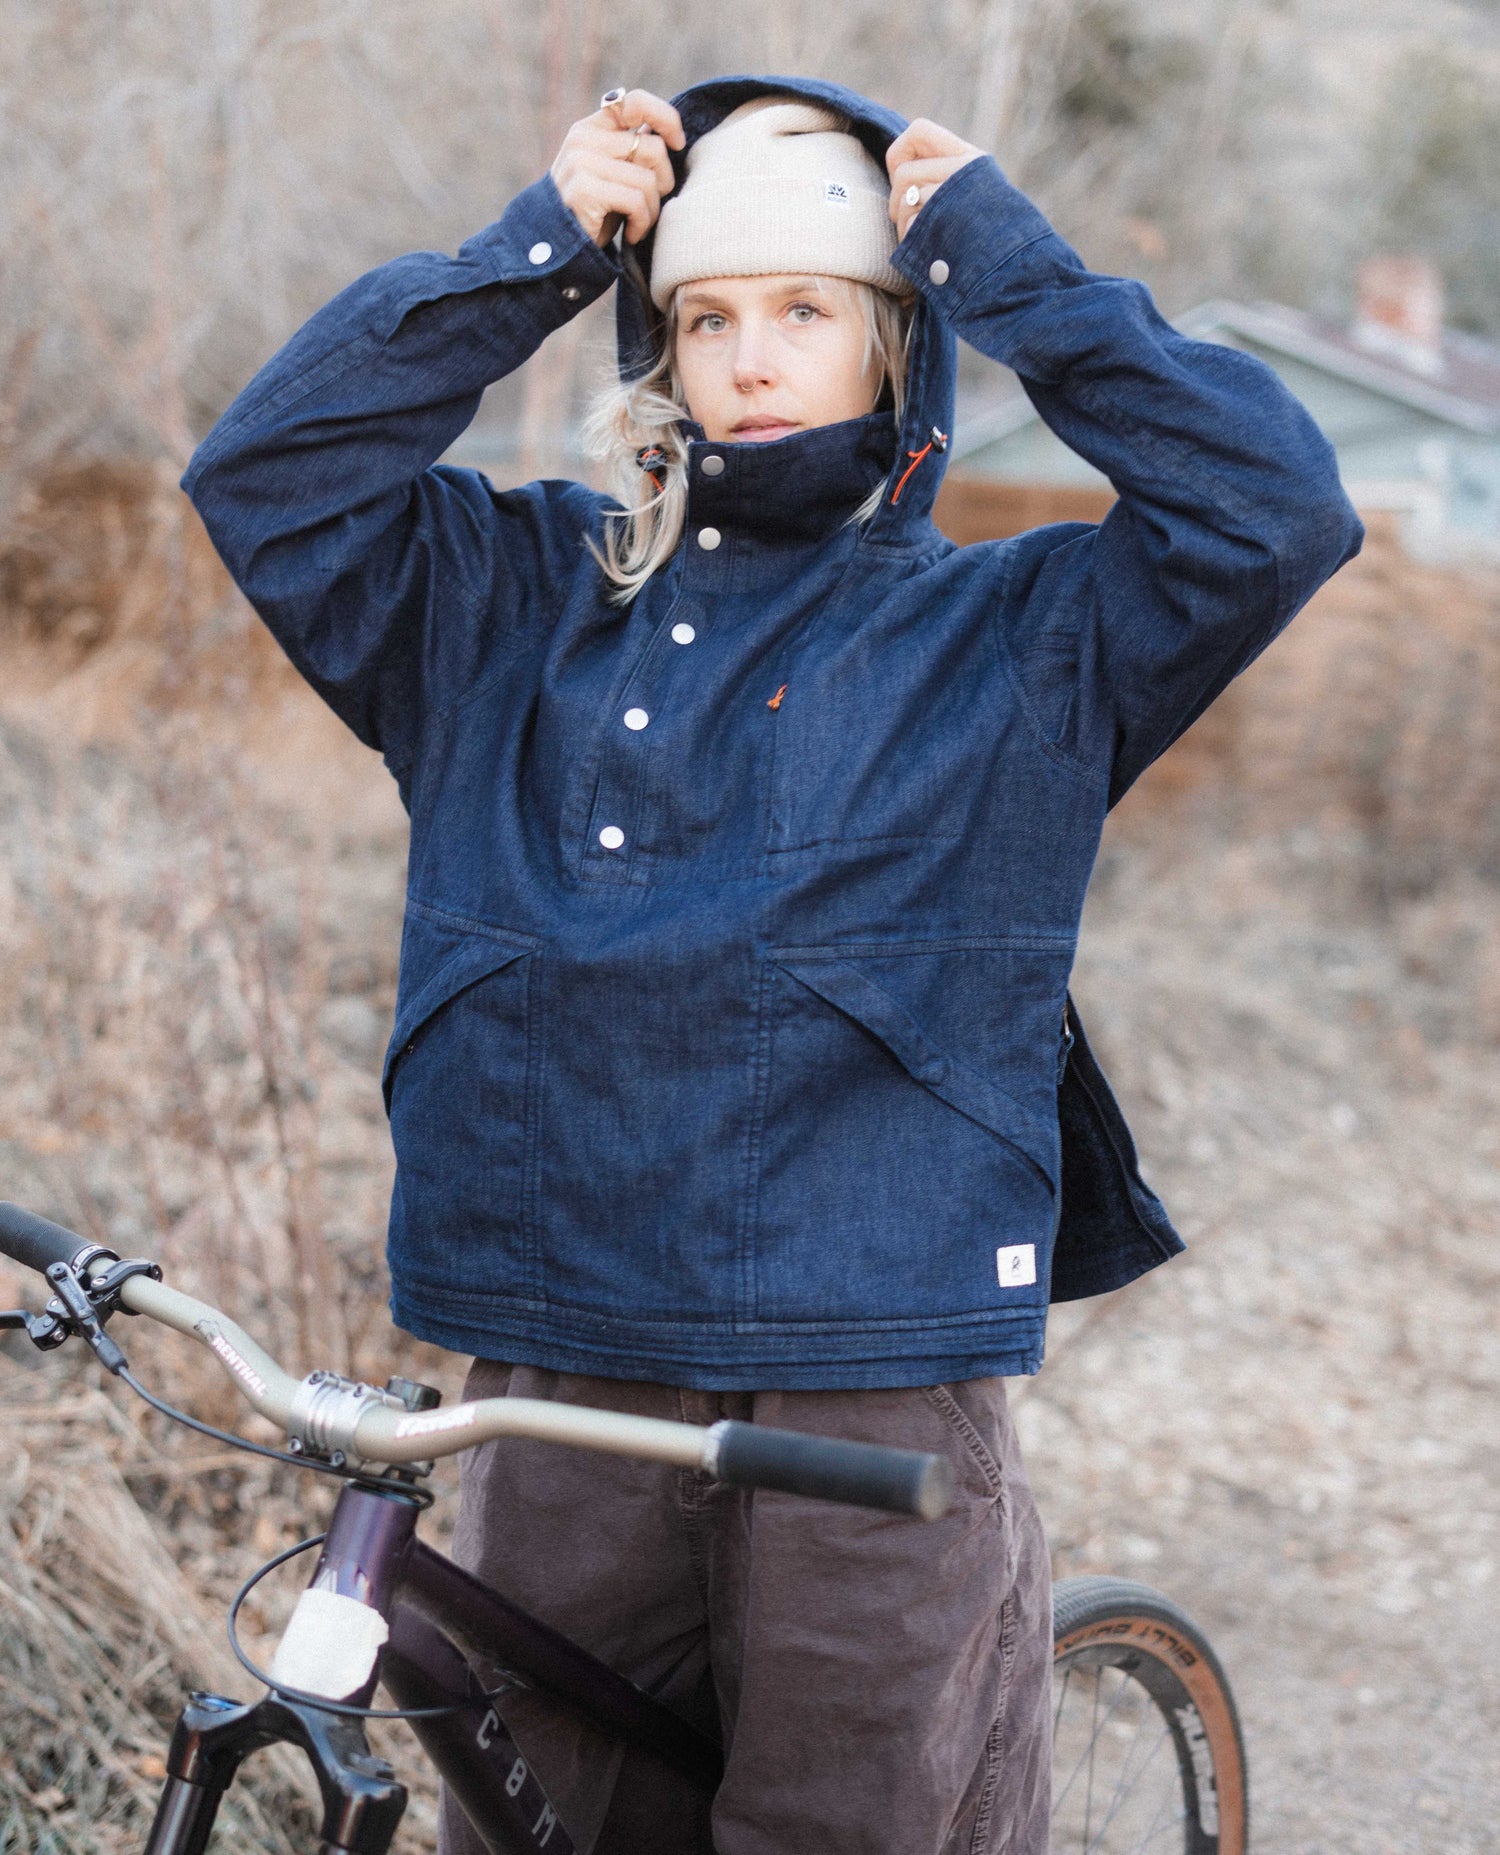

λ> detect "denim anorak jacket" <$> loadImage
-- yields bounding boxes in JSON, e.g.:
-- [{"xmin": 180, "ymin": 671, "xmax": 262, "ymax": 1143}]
[{"xmin": 183, "ymin": 75, "xmax": 1363, "ymax": 1388}]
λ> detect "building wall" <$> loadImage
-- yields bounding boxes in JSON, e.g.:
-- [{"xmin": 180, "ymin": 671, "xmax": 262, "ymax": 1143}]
[
  {"xmin": 957, "ymin": 329, "xmax": 1500, "ymax": 544},
  {"xmin": 933, "ymin": 475, "xmax": 1116, "ymax": 543}
]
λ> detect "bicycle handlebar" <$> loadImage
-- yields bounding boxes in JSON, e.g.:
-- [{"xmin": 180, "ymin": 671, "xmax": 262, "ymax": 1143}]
[
  {"xmin": 0, "ymin": 1204, "xmax": 954, "ymax": 1520},
  {"xmin": 0, "ymin": 1201, "xmax": 101, "ymax": 1277}
]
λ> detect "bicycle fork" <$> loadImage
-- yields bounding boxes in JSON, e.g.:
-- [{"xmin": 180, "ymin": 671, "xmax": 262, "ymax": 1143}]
[
  {"xmin": 141, "ymin": 1477, "xmax": 593, "ymax": 1855},
  {"xmin": 143, "ymin": 1482, "xmax": 423, "ymax": 1855},
  {"xmin": 143, "ymin": 1689, "xmax": 408, "ymax": 1855}
]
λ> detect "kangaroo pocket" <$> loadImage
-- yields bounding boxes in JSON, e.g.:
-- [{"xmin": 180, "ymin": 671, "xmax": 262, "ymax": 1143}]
[
  {"xmin": 383, "ymin": 903, "xmax": 541, "ymax": 1300},
  {"xmin": 749, "ymin": 941, "xmax": 1067, "ymax": 1324}
]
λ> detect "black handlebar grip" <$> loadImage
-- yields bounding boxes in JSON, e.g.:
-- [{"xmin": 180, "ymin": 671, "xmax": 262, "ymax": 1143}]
[
  {"xmin": 0, "ymin": 1203, "xmax": 96, "ymax": 1278},
  {"xmin": 711, "ymin": 1422, "xmax": 954, "ymax": 1519}
]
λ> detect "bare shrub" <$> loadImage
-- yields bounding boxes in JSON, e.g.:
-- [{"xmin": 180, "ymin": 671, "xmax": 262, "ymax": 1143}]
[
  {"xmin": 7, "ymin": 0, "xmax": 1498, "ymax": 493},
  {"xmin": 0, "ymin": 666, "xmax": 454, "ymax": 1845}
]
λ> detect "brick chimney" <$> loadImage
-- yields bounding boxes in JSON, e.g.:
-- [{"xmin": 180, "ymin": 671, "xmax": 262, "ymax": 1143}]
[{"xmin": 1352, "ymin": 256, "xmax": 1445, "ymax": 378}]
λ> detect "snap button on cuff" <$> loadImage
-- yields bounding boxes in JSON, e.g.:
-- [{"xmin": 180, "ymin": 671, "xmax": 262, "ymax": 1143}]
[
  {"xmin": 671, "ymin": 623, "xmax": 696, "ymax": 645},
  {"xmin": 700, "ymin": 454, "xmax": 725, "ymax": 476},
  {"xmin": 528, "ymin": 241, "xmax": 553, "ymax": 265},
  {"xmin": 561, "ymin": 284, "xmax": 581, "ymax": 301},
  {"xmin": 697, "ymin": 527, "xmax": 722, "ymax": 551},
  {"xmin": 598, "ymin": 825, "xmax": 625, "ymax": 850},
  {"xmin": 928, "ymin": 258, "xmax": 950, "ymax": 286},
  {"xmin": 623, "ymin": 708, "xmax": 649, "ymax": 730}
]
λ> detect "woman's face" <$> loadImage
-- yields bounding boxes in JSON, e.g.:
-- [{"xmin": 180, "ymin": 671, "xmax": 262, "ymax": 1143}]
[{"xmin": 672, "ymin": 274, "xmax": 882, "ymax": 444}]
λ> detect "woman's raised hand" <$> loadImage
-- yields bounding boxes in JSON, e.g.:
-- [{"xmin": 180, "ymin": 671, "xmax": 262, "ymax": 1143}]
[
  {"xmin": 550, "ymin": 89, "xmax": 687, "ymax": 248},
  {"xmin": 885, "ymin": 119, "xmax": 985, "ymax": 242}
]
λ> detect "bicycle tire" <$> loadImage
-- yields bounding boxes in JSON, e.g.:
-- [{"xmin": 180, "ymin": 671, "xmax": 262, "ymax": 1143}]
[{"xmin": 1051, "ymin": 1576, "xmax": 1249, "ymax": 1855}]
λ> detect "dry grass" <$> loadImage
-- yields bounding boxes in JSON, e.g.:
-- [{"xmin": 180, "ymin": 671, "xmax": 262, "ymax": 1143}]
[
  {"xmin": 0, "ymin": 691, "xmax": 461, "ymax": 1846},
  {"xmin": 0, "ymin": 1382, "xmax": 317, "ymax": 1853}
]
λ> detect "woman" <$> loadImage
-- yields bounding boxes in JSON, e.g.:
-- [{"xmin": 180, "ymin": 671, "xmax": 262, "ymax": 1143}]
[{"xmin": 183, "ymin": 74, "xmax": 1361, "ymax": 1855}]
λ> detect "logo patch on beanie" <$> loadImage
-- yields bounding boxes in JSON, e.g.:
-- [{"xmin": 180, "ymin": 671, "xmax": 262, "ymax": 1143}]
[{"xmin": 823, "ymin": 179, "xmax": 852, "ymax": 208}]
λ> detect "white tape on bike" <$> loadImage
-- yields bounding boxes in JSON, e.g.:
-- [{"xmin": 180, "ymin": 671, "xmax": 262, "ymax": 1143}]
[{"xmin": 268, "ymin": 1586, "xmax": 389, "ymax": 1700}]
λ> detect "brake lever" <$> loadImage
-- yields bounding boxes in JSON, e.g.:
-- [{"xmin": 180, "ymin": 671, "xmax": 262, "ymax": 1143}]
[
  {"xmin": 45, "ymin": 1261, "xmax": 130, "ymax": 1373},
  {"xmin": 0, "ymin": 1252, "xmax": 163, "ymax": 1361},
  {"xmin": 0, "ymin": 1304, "xmax": 71, "ymax": 1349}
]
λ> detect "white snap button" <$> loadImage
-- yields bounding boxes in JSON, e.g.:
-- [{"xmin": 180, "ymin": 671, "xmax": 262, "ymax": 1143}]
[
  {"xmin": 598, "ymin": 825, "xmax": 625, "ymax": 850},
  {"xmin": 928, "ymin": 258, "xmax": 950, "ymax": 286},
  {"xmin": 697, "ymin": 527, "xmax": 721, "ymax": 551},
  {"xmin": 561, "ymin": 284, "xmax": 581, "ymax": 302},
  {"xmin": 671, "ymin": 622, "xmax": 696, "ymax": 645},
  {"xmin": 623, "ymin": 707, "xmax": 649, "ymax": 730},
  {"xmin": 700, "ymin": 454, "xmax": 725, "ymax": 477},
  {"xmin": 528, "ymin": 241, "xmax": 553, "ymax": 265}
]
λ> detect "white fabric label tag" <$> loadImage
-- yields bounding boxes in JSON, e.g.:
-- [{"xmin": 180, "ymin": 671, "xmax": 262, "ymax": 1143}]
[
  {"xmin": 268, "ymin": 1586, "xmax": 390, "ymax": 1700},
  {"xmin": 824, "ymin": 179, "xmax": 852, "ymax": 207},
  {"xmin": 996, "ymin": 1244, "xmax": 1037, "ymax": 1288}
]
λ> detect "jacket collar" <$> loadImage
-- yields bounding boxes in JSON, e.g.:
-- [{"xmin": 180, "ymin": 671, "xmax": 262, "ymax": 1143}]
[
  {"xmin": 614, "ymin": 74, "xmax": 958, "ymax": 546},
  {"xmin": 679, "ymin": 408, "xmax": 897, "ymax": 544}
]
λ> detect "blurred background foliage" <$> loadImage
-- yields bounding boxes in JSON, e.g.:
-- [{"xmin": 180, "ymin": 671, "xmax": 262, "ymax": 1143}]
[
  {"xmin": 4, "ymin": 0, "xmax": 1500, "ymax": 486},
  {"xmin": 1370, "ymin": 41, "xmax": 1500, "ymax": 337}
]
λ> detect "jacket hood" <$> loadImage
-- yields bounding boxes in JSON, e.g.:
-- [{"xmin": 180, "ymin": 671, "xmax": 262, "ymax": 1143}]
[{"xmin": 614, "ymin": 74, "xmax": 957, "ymax": 541}]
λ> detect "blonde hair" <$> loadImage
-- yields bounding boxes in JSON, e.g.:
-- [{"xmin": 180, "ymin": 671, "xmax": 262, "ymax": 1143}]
[{"xmin": 581, "ymin": 276, "xmax": 914, "ymax": 605}]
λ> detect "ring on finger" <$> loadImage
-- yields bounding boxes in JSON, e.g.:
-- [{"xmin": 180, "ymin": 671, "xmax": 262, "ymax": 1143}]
[
  {"xmin": 600, "ymin": 86, "xmax": 627, "ymax": 109},
  {"xmin": 903, "ymin": 183, "xmax": 923, "ymax": 207},
  {"xmin": 628, "ymin": 123, "xmax": 646, "ymax": 160}
]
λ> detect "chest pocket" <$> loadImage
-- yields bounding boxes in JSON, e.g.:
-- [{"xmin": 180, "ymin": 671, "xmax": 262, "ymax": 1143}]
[{"xmin": 764, "ymin": 598, "xmax": 1011, "ymax": 853}]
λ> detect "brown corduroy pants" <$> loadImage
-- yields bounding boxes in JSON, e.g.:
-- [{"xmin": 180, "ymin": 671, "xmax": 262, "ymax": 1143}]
[{"xmin": 437, "ymin": 1363, "xmax": 1052, "ymax": 1855}]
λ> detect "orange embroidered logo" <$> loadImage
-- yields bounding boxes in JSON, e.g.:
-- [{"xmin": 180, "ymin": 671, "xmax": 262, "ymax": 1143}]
[{"xmin": 767, "ymin": 684, "xmax": 787, "ymax": 711}]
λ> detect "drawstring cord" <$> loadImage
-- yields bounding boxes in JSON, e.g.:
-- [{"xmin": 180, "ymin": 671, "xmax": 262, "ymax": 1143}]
[
  {"xmin": 890, "ymin": 426, "xmax": 949, "ymax": 505},
  {"xmin": 635, "ymin": 444, "xmax": 667, "ymax": 495}
]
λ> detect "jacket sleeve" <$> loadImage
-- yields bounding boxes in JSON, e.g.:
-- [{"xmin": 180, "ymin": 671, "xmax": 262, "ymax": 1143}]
[
  {"xmin": 180, "ymin": 174, "xmax": 622, "ymax": 778},
  {"xmin": 891, "ymin": 156, "xmax": 1364, "ymax": 805}
]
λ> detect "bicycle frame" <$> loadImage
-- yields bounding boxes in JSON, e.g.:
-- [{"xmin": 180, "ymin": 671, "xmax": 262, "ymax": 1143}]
[
  {"xmin": 0, "ymin": 1207, "xmax": 1250, "ymax": 1855},
  {"xmin": 0, "ymin": 1205, "xmax": 942, "ymax": 1854},
  {"xmin": 143, "ymin": 1480, "xmax": 720, "ymax": 1855}
]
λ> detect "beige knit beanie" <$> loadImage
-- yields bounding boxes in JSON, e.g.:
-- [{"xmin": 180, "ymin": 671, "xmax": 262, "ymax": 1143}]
[{"xmin": 648, "ymin": 95, "xmax": 905, "ymax": 310}]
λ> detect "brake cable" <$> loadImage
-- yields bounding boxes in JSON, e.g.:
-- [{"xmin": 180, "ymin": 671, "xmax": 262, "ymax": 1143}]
[
  {"xmin": 226, "ymin": 1536, "xmax": 518, "ymax": 1720},
  {"xmin": 7, "ymin": 1254, "xmax": 465, "ymax": 1719},
  {"xmin": 117, "ymin": 1363, "xmax": 433, "ymax": 1502},
  {"xmin": 3, "ymin": 1256, "xmax": 431, "ymax": 1504}
]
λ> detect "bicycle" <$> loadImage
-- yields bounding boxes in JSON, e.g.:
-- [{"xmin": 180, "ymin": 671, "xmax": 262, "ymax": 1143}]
[{"xmin": 0, "ymin": 1200, "xmax": 1248, "ymax": 1854}]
